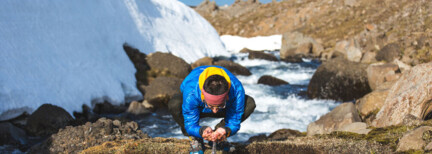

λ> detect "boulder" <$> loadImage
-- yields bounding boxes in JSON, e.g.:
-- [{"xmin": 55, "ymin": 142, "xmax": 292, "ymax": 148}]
[
  {"xmin": 146, "ymin": 52, "xmax": 191, "ymax": 79},
  {"xmin": 214, "ymin": 60, "xmax": 252, "ymax": 76},
  {"xmin": 375, "ymin": 43, "xmax": 401, "ymax": 62},
  {"xmin": 307, "ymin": 102, "xmax": 362, "ymax": 136},
  {"xmin": 355, "ymin": 89, "xmax": 389, "ymax": 124},
  {"xmin": 126, "ymin": 101, "xmax": 151, "ymax": 115},
  {"xmin": 281, "ymin": 54, "xmax": 304, "ymax": 63},
  {"xmin": 143, "ymin": 77, "xmax": 182, "ymax": 108},
  {"xmin": 337, "ymin": 122, "xmax": 371, "ymax": 135},
  {"xmin": 0, "ymin": 122, "xmax": 27, "ymax": 145},
  {"xmin": 366, "ymin": 63, "xmax": 400, "ymax": 90},
  {"xmin": 257, "ymin": 75, "xmax": 289, "ymax": 86},
  {"xmin": 396, "ymin": 126, "xmax": 432, "ymax": 152},
  {"xmin": 280, "ymin": 32, "xmax": 316, "ymax": 60},
  {"xmin": 26, "ymin": 104, "xmax": 74, "ymax": 136},
  {"xmin": 248, "ymin": 51, "xmax": 278, "ymax": 61},
  {"xmin": 29, "ymin": 118, "xmax": 148, "ymax": 153},
  {"xmin": 360, "ymin": 51, "xmax": 377, "ymax": 63},
  {"xmin": 307, "ymin": 57, "xmax": 371, "ymax": 101},
  {"xmin": 372, "ymin": 62, "xmax": 432, "ymax": 127},
  {"xmin": 267, "ymin": 129, "xmax": 303, "ymax": 141},
  {"xmin": 191, "ymin": 57, "xmax": 214, "ymax": 69},
  {"xmin": 346, "ymin": 45, "xmax": 362, "ymax": 62}
]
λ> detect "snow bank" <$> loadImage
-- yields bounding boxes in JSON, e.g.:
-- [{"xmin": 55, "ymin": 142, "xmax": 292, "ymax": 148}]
[
  {"xmin": 220, "ymin": 35, "xmax": 282, "ymax": 53},
  {"xmin": 0, "ymin": 0, "xmax": 227, "ymax": 120}
]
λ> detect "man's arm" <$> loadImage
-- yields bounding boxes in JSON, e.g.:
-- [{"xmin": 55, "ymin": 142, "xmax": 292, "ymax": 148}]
[
  {"xmin": 182, "ymin": 92, "xmax": 205, "ymax": 138},
  {"xmin": 223, "ymin": 85, "xmax": 245, "ymax": 137}
]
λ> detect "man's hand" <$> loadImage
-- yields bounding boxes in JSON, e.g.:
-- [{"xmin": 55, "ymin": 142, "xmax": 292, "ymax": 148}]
[
  {"xmin": 211, "ymin": 128, "xmax": 227, "ymax": 142},
  {"xmin": 201, "ymin": 127, "xmax": 213, "ymax": 141}
]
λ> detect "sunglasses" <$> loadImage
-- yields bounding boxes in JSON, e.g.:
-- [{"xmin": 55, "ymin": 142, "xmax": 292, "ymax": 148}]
[{"xmin": 204, "ymin": 100, "xmax": 226, "ymax": 110}]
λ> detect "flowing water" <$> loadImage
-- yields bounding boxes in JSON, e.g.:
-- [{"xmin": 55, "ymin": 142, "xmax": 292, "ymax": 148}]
[{"xmin": 137, "ymin": 51, "xmax": 339, "ymax": 142}]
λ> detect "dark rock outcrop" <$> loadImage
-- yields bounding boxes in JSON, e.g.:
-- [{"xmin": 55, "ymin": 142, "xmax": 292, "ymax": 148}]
[
  {"xmin": 93, "ymin": 101, "xmax": 127, "ymax": 115},
  {"xmin": 248, "ymin": 51, "xmax": 278, "ymax": 61},
  {"xmin": 0, "ymin": 122, "xmax": 27, "ymax": 146},
  {"xmin": 123, "ymin": 44, "xmax": 150, "ymax": 86},
  {"xmin": 26, "ymin": 104, "xmax": 74, "ymax": 137},
  {"xmin": 29, "ymin": 118, "xmax": 148, "ymax": 153},
  {"xmin": 143, "ymin": 76, "xmax": 182, "ymax": 108},
  {"xmin": 257, "ymin": 75, "xmax": 289, "ymax": 86},
  {"xmin": 307, "ymin": 57, "xmax": 371, "ymax": 101},
  {"xmin": 214, "ymin": 60, "xmax": 252, "ymax": 76},
  {"xmin": 146, "ymin": 52, "xmax": 191, "ymax": 79}
]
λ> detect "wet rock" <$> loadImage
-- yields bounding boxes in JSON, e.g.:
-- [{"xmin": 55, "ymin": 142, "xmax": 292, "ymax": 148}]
[
  {"xmin": 0, "ymin": 122, "xmax": 27, "ymax": 145},
  {"xmin": 146, "ymin": 52, "xmax": 191, "ymax": 79},
  {"xmin": 257, "ymin": 75, "xmax": 289, "ymax": 86},
  {"xmin": 214, "ymin": 60, "xmax": 252, "ymax": 76},
  {"xmin": 73, "ymin": 104, "xmax": 100, "ymax": 125},
  {"xmin": 355, "ymin": 89, "xmax": 389, "ymax": 124},
  {"xmin": 307, "ymin": 57, "xmax": 371, "ymax": 101},
  {"xmin": 191, "ymin": 57, "xmax": 214, "ymax": 69},
  {"xmin": 26, "ymin": 104, "xmax": 74, "ymax": 137},
  {"xmin": 307, "ymin": 102, "xmax": 362, "ymax": 136},
  {"xmin": 372, "ymin": 62, "xmax": 432, "ymax": 127},
  {"xmin": 248, "ymin": 51, "xmax": 278, "ymax": 61},
  {"xmin": 376, "ymin": 43, "xmax": 401, "ymax": 62},
  {"xmin": 126, "ymin": 101, "xmax": 151, "ymax": 115},
  {"xmin": 366, "ymin": 63, "xmax": 400, "ymax": 90},
  {"xmin": 267, "ymin": 129, "xmax": 303, "ymax": 141},
  {"xmin": 397, "ymin": 126, "xmax": 432, "ymax": 152},
  {"xmin": 29, "ymin": 118, "xmax": 148, "ymax": 153},
  {"xmin": 143, "ymin": 76, "xmax": 182, "ymax": 109},
  {"xmin": 281, "ymin": 54, "xmax": 304, "ymax": 63}
]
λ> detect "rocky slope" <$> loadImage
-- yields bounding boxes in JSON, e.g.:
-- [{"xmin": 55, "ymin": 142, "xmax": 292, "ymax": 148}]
[{"xmin": 196, "ymin": 0, "xmax": 431, "ymax": 65}]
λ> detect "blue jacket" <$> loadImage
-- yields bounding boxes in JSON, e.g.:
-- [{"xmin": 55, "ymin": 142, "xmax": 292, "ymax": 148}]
[{"xmin": 180, "ymin": 65, "xmax": 245, "ymax": 138}]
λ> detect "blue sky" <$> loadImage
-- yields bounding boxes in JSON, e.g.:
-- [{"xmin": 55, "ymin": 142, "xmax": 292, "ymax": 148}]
[{"xmin": 179, "ymin": 0, "xmax": 278, "ymax": 6}]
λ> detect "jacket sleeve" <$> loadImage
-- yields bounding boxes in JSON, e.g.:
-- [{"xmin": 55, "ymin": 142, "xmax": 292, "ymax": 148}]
[
  {"xmin": 182, "ymin": 92, "xmax": 202, "ymax": 138},
  {"xmin": 224, "ymin": 82, "xmax": 245, "ymax": 136}
]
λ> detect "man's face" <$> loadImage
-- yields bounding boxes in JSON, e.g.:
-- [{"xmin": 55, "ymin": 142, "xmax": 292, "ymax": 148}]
[{"xmin": 205, "ymin": 100, "xmax": 226, "ymax": 113}]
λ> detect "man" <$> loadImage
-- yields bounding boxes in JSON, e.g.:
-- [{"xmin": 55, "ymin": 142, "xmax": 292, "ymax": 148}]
[{"xmin": 168, "ymin": 65, "xmax": 256, "ymax": 153}]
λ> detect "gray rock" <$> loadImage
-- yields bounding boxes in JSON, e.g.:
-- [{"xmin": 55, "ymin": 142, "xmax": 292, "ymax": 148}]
[
  {"xmin": 126, "ymin": 101, "xmax": 151, "ymax": 115},
  {"xmin": 337, "ymin": 122, "xmax": 371, "ymax": 135},
  {"xmin": 307, "ymin": 57, "xmax": 371, "ymax": 101},
  {"xmin": 397, "ymin": 126, "xmax": 432, "ymax": 152},
  {"xmin": 366, "ymin": 62, "xmax": 400, "ymax": 90},
  {"xmin": 372, "ymin": 62, "xmax": 432, "ymax": 127},
  {"xmin": 307, "ymin": 102, "xmax": 362, "ymax": 136}
]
